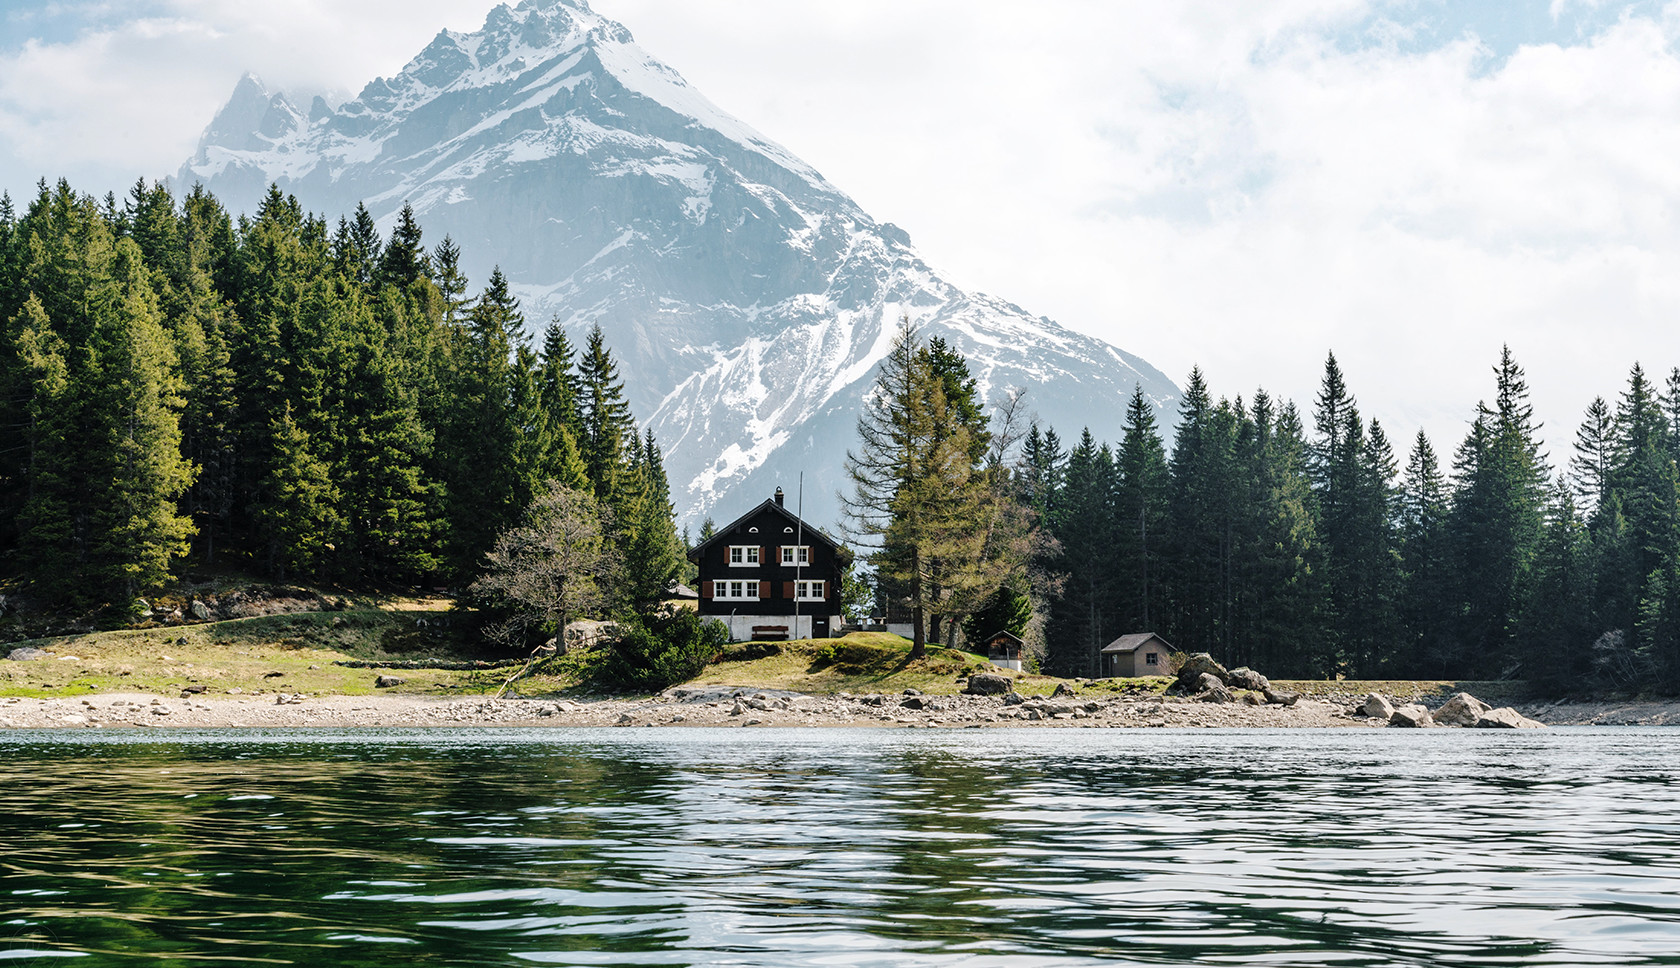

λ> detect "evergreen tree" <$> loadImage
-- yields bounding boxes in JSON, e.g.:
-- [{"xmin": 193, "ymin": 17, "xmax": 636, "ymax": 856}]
[
  {"xmin": 1397, "ymin": 431, "xmax": 1455, "ymax": 676},
  {"xmin": 1045, "ymin": 430, "xmax": 1119, "ymax": 675},
  {"xmin": 436, "ymin": 267, "xmax": 530, "ymax": 578},
  {"xmin": 1448, "ymin": 346, "xmax": 1551, "ymax": 677},
  {"xmin": 377, "ymin": 203, "xmax": 429, "ymax": 290},
  {"xmin": 843, "ymin": 317, "xmax": 987, "ymax": 658},
  {"xmin": 1571, "ymin": 396, "xmax": 1616, "ymax": 513},
  {"xmin": 619, "ymin": 431, "xmax": 686, "ymax": 609},
  {"xmin": 1114, "ymin": 386, "xmax": 1170, "ymax": 632},
  {"xmin": 577, "ymin": 323, "xmax": 635, "ymax": 510}
]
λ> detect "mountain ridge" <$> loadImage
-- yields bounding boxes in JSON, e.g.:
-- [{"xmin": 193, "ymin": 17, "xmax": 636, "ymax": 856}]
[{"xmin": 178, "ymin": 0, "xmax": 1179, "ymax": 529}]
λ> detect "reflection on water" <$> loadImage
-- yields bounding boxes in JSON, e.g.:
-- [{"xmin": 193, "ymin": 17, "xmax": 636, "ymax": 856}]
[{"xmin": 2, "ymin": 728, "xmax": 1679, "ymax": 966}]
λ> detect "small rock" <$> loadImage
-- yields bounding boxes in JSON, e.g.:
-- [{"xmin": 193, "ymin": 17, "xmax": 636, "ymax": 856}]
[
  {"xmin": 226, "ymin": 687, "xmax": 242, "ymax": 695},
  {"xmin": 1433, "ymin": 692, "xmax": 1491, "ymax": 727},
  {"xmin": 1389, "ymin": 704, "xmax": 1434, "ymax": 727},
  {"xmin": 262, "ymin": 671, "xmax": 283, "ymax": 678},
  {"xmin": 964, "ymin": 672, "xmax": 1013, "ymax": 696},
  {"xmin": 901, "ymin": 696, "xmax": 928, "ymax": 710},
  {"xmin": 151, "ymin": 704, "xmax": 172, "ymax": 716},
  {"xmin": 1003, "ymin": 692, "xmax": 1026, "ymax": 706},
  {"xmin": 1361, "ymin": 693, "xmax": 1396, "ymax": 720},
  {"xmin": 1242, "ymin": 690, "xmax": 1264, "ymax": 705},
  {"xmin": 1052, "ymin": 682, "xmax": 1077, "ymax": 698},
  {"xmin": 182, "ymin": 685, "xmax": 206, "ymax": 694},
  {"xmin": 189, "ymin": 600, "xmax": 211, "ymax": 620},
  {"xmin": 375, "ymin": 675, "xmax": 404, "ymax": 688},
  {"xmin": 1262, "ymin": 688, "xmax": 1300, "ymax": 706},
  {"xmin": 59, "ymin": 714, "xmax": 87, "ymax": 725},
  {"xmin": 1475, "ymin": 707, "xmax": 1546, "ymax": 729},
  {"xmin": 902, "ymin": 688, "xmax": 923, "ymax": 696},
  {"xmin": 617, "ymin": 713, "xmax": 634, "ymax": 724}
]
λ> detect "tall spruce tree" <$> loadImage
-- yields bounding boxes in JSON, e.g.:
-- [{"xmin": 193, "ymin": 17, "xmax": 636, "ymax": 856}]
[{"xmin": 1114, "ymin": 386, "xmax": 1170, "ymax": 633}]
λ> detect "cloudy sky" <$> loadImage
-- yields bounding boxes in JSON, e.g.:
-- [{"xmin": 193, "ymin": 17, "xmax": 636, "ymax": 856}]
[{"xmin": 2, "ymin": 0, "xmax": 1677, "ymax": 458}]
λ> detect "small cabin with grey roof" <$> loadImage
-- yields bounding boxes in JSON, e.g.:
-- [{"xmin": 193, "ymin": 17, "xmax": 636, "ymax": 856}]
[
  {"xmin": 689, "ymin": 489, "xmax": 852, "ymax": 642},
  {"xmin": 1101, "ymin": 632, "xmax": 1175, "ymax": 678}
]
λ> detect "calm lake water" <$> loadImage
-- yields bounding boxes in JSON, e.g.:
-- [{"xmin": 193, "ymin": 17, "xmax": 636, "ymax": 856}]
[{"xmin": 2, "ymin": 728, "xmax": 1679, "ymax": 967}]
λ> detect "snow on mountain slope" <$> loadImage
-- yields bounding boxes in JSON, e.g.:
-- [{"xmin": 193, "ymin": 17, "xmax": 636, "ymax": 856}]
[{"xmin": 179, "ymin": 0, "xmax": 1178, "ymax": 529}]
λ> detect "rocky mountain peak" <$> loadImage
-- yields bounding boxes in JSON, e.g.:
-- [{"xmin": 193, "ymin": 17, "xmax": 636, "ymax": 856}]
[{"xmin": 179, "ymin": 2, "xmax": 1178, "ymax": 527}]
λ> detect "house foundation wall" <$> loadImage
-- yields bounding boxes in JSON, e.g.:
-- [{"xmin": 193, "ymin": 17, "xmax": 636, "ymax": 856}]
[{"xmin": 710, "ymin": 614, "xmax": 843, "ymax": 642}]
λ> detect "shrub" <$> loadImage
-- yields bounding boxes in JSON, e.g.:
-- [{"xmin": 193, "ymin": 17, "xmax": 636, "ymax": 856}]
[{"xmin": 594, "ymin": 606, "xmax": 729, "ymax": 692}]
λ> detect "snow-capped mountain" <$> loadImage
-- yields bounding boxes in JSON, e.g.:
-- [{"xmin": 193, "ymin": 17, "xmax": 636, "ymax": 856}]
[{"xmin": 179, "ymin": 0, "xmax": 1178, "ymax": 529}]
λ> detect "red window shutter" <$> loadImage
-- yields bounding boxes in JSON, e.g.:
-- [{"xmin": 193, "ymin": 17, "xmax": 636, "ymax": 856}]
[
  {"xmin": 783, "ymin": 582, "xmax": 795, "ymax": 599},
  {"xmin": 758, "ymin": 581, "xmax": 770, "ymax": 599},
  {"xmin": 701, "ymin": 581, "xmax": 712, "ymax": 599}
]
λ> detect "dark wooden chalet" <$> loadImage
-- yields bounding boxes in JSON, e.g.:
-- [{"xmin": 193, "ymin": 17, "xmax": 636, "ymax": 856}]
[
  {"xmin": 980, "ymin": 630, "xmax": 1024, "ymax": 671},
  {"xmin": 689, "ymin": 489, "xmax": 852, "ymax": 641}
]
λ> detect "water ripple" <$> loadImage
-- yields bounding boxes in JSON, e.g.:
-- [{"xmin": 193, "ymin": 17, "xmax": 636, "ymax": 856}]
[{"xmin": 4, "ymin": 728, "xmax": 1680, "ymax": 965}]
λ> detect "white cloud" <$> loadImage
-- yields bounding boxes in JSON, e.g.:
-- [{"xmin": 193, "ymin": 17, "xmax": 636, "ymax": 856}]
[{"xmin": 2, "ymin": 0, "xmax": 1679, "ymax": 457}]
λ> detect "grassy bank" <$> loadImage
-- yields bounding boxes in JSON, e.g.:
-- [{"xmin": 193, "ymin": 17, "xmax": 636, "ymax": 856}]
[
  {"xmin": 1, "ymin": 601, "xmax": 1537, "ymax": 706},
  {"xmin": 0, "ymin": 601, "xmax": 518, "ymax": 699}
]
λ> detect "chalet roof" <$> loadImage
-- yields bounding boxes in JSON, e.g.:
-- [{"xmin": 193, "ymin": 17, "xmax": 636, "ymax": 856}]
[
  {"xmin": 1101, "ymin": 632, "xmax": 1172, "ymax": 654},
  {"xmin": 687, "ymin": 493, "xmax": 852, "ymax": 565},
  {"xmin": 983, "ymin": 630, "xmax": 1025, "ymax": 647}
]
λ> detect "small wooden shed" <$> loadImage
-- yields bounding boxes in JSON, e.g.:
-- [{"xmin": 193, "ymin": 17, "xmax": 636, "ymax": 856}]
[
  {"xmin": 1101, "ymin": 632, "xmax": 1174, "ymax": 678},
  {"xmin": 982, "ymin": 630, "xmax": 1025, "ymax": 671}
]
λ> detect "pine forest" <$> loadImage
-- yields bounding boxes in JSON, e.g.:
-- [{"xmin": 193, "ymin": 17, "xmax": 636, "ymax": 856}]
[{"xmin": 3, "ymin": 179, "xmax": 1679, "ymax": 695}]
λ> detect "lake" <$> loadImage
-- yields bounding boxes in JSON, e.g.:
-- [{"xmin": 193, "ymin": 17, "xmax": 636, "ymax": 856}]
[{"xmin": 2, "ymin": 728, "xmax": 1678, "ymax": 966}]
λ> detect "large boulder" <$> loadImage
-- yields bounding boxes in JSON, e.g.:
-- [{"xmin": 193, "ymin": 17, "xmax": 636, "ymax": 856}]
[
  {"xmin": 1475, "ymin": 707, "xmax": 1547, "ymax": 729},
  {"xmin": 5, "ymin": 647, "xmax": 50, "ymax": 661},
  {"xmin": 1052, "ymin": 681, "xmax": 1077, "ymax": 698},
  {"xmin": 1175, "ymin": 653, "xmax": 1228, "ymax": 691},
  {"xmin": 964, "ymin": 672, "xmax": 1013, "ymax": 696},
  {"xmin": 1227, "ymin": 667, "xmax": 1269, "ymax": 691},
  {"xmin": 1360, "ymin": 693, "xmax": 1395, "ymax": 720},
  {"xmin": 1194, "ymin": 673, "xmax": 1233, "ymax": 704},
  {"xmin": 1389, "ymin": 704, "xmax": 1434, "ymax": 727},
  {"xmin": 1432, "ymin": 692, "xmax": 1491, "ymax": 727},
  {"xmin": 1262, "ymin": 687, "xmax": 1300, "ymax": 707}
]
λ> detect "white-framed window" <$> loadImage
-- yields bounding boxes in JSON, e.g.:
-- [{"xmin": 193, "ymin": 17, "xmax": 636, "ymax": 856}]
[
  {"xmin": 795, "ymin": 580, "xmax": 825, "ymax": 601},
  {"xmin": 714, "ymin": 580, "xmax": 760, "ymax": 601},
  {"xmin": 728, "ymin": 545, "xmax": 761, "ymax": 567},
  {"xmin": 780, "ymin": 545, "xmax": 811, "ymax": 565},
  {"xmin": 1145, "ymin": 652, "xmax": 1159, "ymax": 666}
]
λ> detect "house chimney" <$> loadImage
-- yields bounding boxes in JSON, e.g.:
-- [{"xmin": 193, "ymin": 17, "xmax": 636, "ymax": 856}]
[{"xmin": 774, "ymin": 487, "xmax": 785, "ymax": 507}]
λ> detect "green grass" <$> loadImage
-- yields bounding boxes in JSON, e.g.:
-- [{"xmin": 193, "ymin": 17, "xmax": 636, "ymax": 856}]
[{"xmin": 0, "ymin": 606, "xmax": 512, "ymax": 699}]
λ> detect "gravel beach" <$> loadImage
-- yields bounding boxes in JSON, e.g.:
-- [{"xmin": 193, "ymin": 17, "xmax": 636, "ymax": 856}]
[{"xmin": 0, "ymin": 686, "xmax": 1640, "ymax": 729}]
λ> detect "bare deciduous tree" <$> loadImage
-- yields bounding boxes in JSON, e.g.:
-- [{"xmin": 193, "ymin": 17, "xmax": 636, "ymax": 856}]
[{"xmin": 471, "ymin": 482, "xmax": 621, "ymax": 649}]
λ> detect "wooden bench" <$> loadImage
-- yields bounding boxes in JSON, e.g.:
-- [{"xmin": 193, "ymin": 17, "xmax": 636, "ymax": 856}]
[{"xmin": 751, "ymin": 625, "xmax": 790, "ymax": 640}]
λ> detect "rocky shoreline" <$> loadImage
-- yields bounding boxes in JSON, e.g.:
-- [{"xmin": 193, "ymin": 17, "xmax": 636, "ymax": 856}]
[{"xmin": 0, "ymin": 685, "xmax": 1672, "ymax": 730}]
